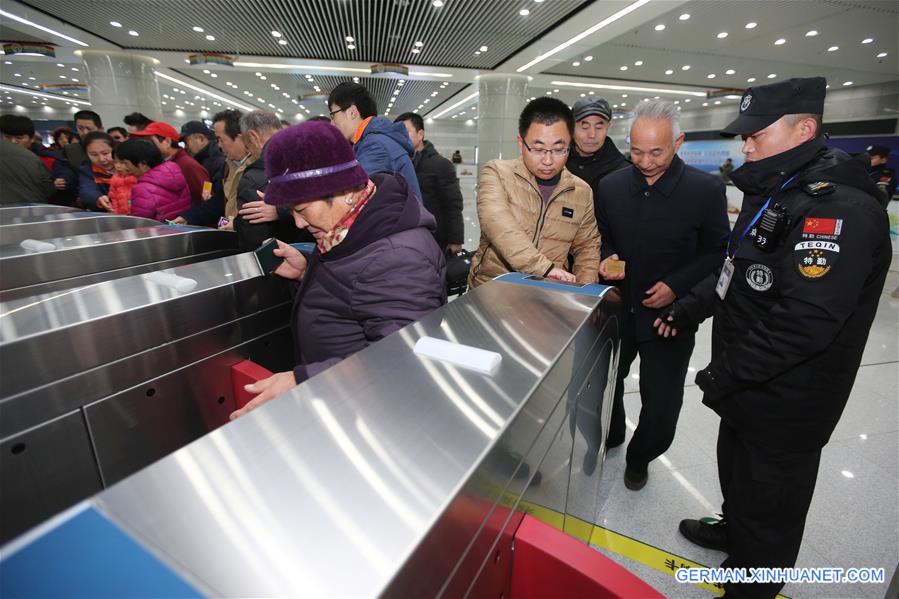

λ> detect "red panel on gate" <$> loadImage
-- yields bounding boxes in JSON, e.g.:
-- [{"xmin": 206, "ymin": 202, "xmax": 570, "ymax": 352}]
[
  {"xmin": 230, "ymin": 360, "xmax": 274, "ymax": 409},
  {"xmin": 510, "ymin": 515, "xmax": 663, "ymax": 599}
]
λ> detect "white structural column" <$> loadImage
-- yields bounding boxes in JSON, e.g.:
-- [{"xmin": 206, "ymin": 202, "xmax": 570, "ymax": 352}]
[
  {"xmin": 476, "ymin": 74, "xmax": 529, "ymax": 174},
  {"xmin": 79, "ymin": 50, "xmax": 162, "ymax": 129}
]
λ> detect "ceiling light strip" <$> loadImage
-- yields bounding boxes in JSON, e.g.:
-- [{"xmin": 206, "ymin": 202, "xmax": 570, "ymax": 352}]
[
  {"xmin": 0, "ymin": 9, "xmax": 89, "ymax": 47},
  {"xmin": 551, "ymin": 80, "xmax": 708, "ymax": 97},
  {"xmin": 517, "ymin": 0, "xmax": 652, "ymax": 73},
  {"xmin": 0, "ymin": 84, "xmax": 90, "ymax": 105},
  {"xmin": 154, "ymin": 72, "xmax": 253, "ymax": 111},
  {"xmin": 235, "ymin": 62, "xmax": 453, "ymax": 78},
  {"xmin": 431, "ymin": 91, "xmax": 478, "ymax": 119}
]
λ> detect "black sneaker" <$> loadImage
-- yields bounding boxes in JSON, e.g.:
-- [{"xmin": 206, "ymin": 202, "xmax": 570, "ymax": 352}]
[
  {"xmin": 679, "ymin": 516, "xmax": 728, "ymax": 552},
  {"xmin": 624, "ymin": 464, "xmax": 648, "ymax": 490}
]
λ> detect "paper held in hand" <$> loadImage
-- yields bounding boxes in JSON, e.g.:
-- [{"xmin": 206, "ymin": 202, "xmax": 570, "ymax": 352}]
[{"xmin": 605, "ymin": 259, "xmax": 626, "ymax": 276}]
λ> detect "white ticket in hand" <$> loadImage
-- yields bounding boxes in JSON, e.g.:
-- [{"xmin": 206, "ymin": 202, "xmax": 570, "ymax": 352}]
[{"xmin": 413, "ymin": 336, "xmax": 502, "ymax": 376}]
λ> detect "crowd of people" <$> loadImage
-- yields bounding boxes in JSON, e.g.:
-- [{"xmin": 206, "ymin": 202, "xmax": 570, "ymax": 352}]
[{"xmin": 0, "ymin": 75, "xmax": 894, "ymax": 599}]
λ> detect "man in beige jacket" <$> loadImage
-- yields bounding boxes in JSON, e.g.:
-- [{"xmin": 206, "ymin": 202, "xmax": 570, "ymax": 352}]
[{"xmin": 468, "ymin": 98, "xmax": 600, "ymax": 288}]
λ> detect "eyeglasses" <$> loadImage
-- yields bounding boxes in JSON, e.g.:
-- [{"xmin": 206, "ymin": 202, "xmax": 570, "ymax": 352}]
[
  {"xmin": 522, "ymin": 139, "xmax": 569, "ymax": 159},
  {"xmin": 329, "ymin": 107, "xmax": 346, "ymax": 118}
]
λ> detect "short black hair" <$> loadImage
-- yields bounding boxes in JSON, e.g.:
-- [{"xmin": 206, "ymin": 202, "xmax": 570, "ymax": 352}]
[
  {"xmin": 307, "ymin": 115, "xmax": 332, "ymax": 123},
  {"xmin": 122, "ymin": 112, "xmax": 152, "ymax": 130},
  {"xmin": 113, "ymin": 138, "xmax": 163, "ymax": 168},
  {"xmin": 212, "ymin": 108, "xmax": 243, "ymax": 139},
  {"xmin": 74, "ymin": 110, "xmax": 103, "ymax": 128},
  {"xmin": 394, "ymin": 112, "xmax": 424, "ymax": 131},
  {"xmin": 328, "ymin": 82, "xmax": 377, "ymax": 119},
  {"xmin": 53, "ymin": 127, "xmax": 75, "ymax": 144},
  {"xmin": 518, "ymin": 98, "xmax": 574, "ymax": 139},
  {"xmin": 108, "ymin": 126, "xmax": 129, "ymax": 139},
  {"xmin": 82, "ymin": 130, "xmax": 115, "ymax": 149},
  {"xmin": 0, "ymin": 114, "xmax": 35, "ymax": 137}
]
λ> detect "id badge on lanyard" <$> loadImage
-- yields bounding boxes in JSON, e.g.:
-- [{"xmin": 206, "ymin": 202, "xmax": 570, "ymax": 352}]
[{"xmin": 716, "ymin": 257, "xmax": 734, "ymax": 300}]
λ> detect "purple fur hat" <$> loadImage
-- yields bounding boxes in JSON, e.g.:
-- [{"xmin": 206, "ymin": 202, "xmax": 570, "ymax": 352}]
[{"xmin": 263, "ymin": 121, "xmax": 369, "ymax": 205}]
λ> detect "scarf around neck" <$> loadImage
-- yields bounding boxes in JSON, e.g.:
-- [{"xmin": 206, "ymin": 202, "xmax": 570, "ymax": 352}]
[{"xmin": 317, "ymin": 179, "xmax": 376, "ymax": 253}]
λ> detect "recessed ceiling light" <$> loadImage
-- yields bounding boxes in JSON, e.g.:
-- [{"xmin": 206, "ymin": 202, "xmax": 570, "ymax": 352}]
[
  {"xmin": 634, "ymin": 60, "xmax": 643, "ymax": 66},
  {"xmin": 259, "ymin": 75, "xmax": 266, "ymax": 80},
  {"xmin": 654, "ymin": 24, "xmax": 666, "ymax": 31},
  {"xmin": 584, "ymin": 55, "xmax": 593, "ymax": 61},
  {"xmin": 432, "ymin": 0, "xmax": 444, "ymax": 6},
  {"xmin": 621, "ymin": 94, "xmax": 627, "ymax": 97},
  {"xmin": 861, "ymin": 38, "xmax": 873, "ymax": 44},
  {"xmin": 876, "ymin": 52, "xmax": 888, "ymax": 58},
  {"xmin": 479, "ymin": 45, "xmax": 488, "ymax": 52},
  {"xmin": 747, "ymin": 77, "xmax": 756, "ymax": 82},
  {"xmin": 679, "ymin": 13, "xmax": 690, "ymax": 20},
  {"xmin": 271, "ymin": 31, "xmax": 282, "ymax": 37},
  {"xmin": 415, "ymin": 41, "xmax": 424, "ymax": 47},
  {"xmin": 71, "ymin": 67, "xmax": 78, "ymax": 71},
  {"xmin": 681, "ymin": 65, "xmax": 690, "ymax": 70},
  {"xmin": 767, "ymin": 73, "xmax": 777, "ymax": 78},
  {"xmin": 774, "ymin": 38, "xmax": 786, "ymax": 45},
  {"xmin": 619, "ymin": 65, "xmax": 628, "ymax": 71},
  {"xmin": 843, "ymin": 81, "xmax": 853, "ymax": 86},
  {"xmin": 474, "ymin": 50, "xmax": 481, "ymax": 55},
  {"xmin": 805, "ymin": 30, "xmax": 818, "ymax": 37},
  {"xmin": 664, "ymin": 69, "xmax": 674, "ymax": 75},
  {"xmin": 684, "ymin": 99, "xmax": 690, "ymax": 102},
  {"xmin": 278, "ymin": 39, "xmax": 288, "ymax": 45},
  {"xmin": 202, "ymin": 69, "xmax": 210, "ymax": 74},
  {"xmin": 827, "ymin": 45, "xmax": 838, "ymax": 51},
  {"xmin": 411, "ymin": 48, "xmax": 420, "ymax": 53},
  {"xmin": 707, "ymin": 73, "xmax": 716, "ymax": 79},
  {"xmin": 347, "ymin": 44, "xmax": 356, "ymax": 50},
  {"xmin": 572, "ymin": 61, "xmax": 580, "ymax": 66},
  {"xmin": 717, "ymin": 32, "xmax": 728, "ymax": 39},
  {"xmin": 192, "ymin": 26, "xmax": 203, "ymax": 32},
  {"xmin": 206, "ymin": 35, "xmax": 215, "ymax": 40},
  {"xmin": 519, "ymin": 8, "xmax": 530, "ymax": 15},
  {"xmin": 725, "ymin": 69, "xmax": 736, "ymax": 75},
  {"xmin": 128, "ymin": 30, "xmax": 139, "ymax": 36},
  {"xmin": 110, "ymin": 21, "xmax": 122, "ymax": 27},
  {"xmin": 745, "ymin": 22, "xmax": 757, "ymax": 29},
  {"xmin": 714, "ymin": 100, "xmax": 721, "ymax": 105}
]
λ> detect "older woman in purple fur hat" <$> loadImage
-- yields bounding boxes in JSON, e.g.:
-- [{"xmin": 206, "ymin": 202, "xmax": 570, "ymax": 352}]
[{"xmin": 230, "ymin": 120, "xmax": 446, "ymax": 418}]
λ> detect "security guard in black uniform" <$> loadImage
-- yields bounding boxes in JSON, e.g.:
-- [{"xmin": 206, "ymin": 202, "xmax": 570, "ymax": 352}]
[
  {"xmin": 653, "ymin": 77, "xmax": 891, "ymax": 598},
  {"xmin": 867, "ymin": 144, "xmax": 896, "ymax": 207}
]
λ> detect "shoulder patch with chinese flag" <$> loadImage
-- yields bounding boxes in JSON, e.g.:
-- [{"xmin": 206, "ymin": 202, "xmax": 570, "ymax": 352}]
[{"xmin": 802, "ymin": 217, "xmax": 842, "ymax": 235}]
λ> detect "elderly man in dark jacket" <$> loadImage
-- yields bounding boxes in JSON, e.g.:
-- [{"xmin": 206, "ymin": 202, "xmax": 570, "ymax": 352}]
[
  {"xmin": 395, "ymin": 112, "xmax": 465, "ymax": 251},
  {"xmin": 597, "ymin": 100, "xmax": 729, "ymax": 491},
  {"xmin": 230, "ymin": 121, "xmax": 446, "ymax": 418},
  {"xmin": 566, "ymin": 97, "xmax": 628, "ymax": 196}
]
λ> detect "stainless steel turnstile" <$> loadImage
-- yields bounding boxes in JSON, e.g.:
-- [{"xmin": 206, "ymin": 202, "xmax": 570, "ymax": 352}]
[
  {"xmin": 1, "ymin": 275, "xmax": 623, "ymax": 596},
  {"xmin": 0, "ymin": 212, "xmax": 160, "ymax": 245},
  {"xmin": 0, "ymin": 225, "xmax": 239, "ymax": 301},
  {"xmin": 0, "ymin": 203, "xmax": 81, "ymax": 219},
  {"xmin": 0, "ymin": 253, "xmax": 295, "ymax": 542}
]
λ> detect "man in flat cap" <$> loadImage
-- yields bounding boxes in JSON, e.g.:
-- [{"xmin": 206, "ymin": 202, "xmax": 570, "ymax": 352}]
[
  {"xmin": 566, "ymin": 97, "xmax": 628, "ymax": 195},
  {"xmin": 656, "ymin": 77, "xmax": 890, "ymax": 598},
  {"xmin": 866, "ymin": 144, "xmax": 895, "ymax": 207}
]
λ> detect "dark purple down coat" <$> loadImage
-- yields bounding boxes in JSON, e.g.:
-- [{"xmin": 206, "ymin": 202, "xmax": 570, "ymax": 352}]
[{"xmin": 291, "ymin": 172, "xmax": 447, "ymax": 383}]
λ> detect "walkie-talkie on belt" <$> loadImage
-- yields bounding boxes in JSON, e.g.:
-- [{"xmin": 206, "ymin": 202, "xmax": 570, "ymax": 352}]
[{"xmin": 753, "ymin": 204, "xmax": 788, "ymax": 251}]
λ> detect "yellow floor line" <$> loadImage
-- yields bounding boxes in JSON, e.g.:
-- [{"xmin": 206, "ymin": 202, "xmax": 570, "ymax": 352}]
[{"xmin": 519, "ymin": 500, "xmax": 789, "ymax": 599}]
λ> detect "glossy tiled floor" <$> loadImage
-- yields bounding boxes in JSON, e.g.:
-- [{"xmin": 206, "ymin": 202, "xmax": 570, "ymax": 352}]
[{"xmin": 587, "ymin": 272, "xmax": 899, "ymax": 598}]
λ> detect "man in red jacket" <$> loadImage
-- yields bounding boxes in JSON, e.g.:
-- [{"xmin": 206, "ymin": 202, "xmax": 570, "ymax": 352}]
[{"xmin": 131, "ymin": 121, "xmax": 209, "ymax": 204}]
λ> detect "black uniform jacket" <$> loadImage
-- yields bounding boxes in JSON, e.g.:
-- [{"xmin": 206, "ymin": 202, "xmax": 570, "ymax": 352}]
[
  {"xmin": 566, "ymin": 136, "xmax": 628, "ymax": 200},
  {"xmin": 679, "ymin": 137, "xmax": 891, "ymax": 451},
  {"xmin": 869, "ymin": 163, "xmax": 896, "ymax": 207},
  {"xmin": 235, "ymin": 151, "xmax": 309, "ymax": 250},
  {"xmin": 412, "ymin": 140, "xmax": 464, "ymax": 248},
  {"xmin": 596, "ymin": 154, "xmax": 730, "ymax": 341}
]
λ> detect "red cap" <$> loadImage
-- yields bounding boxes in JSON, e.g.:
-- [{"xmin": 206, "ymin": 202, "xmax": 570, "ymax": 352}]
[{"xmin": 130, "ymin": 121, "xmax": 180, "ymax": 141}]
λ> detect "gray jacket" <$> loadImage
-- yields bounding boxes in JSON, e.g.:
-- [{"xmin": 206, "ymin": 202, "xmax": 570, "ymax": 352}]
[{"xmin": 0, "ymin": 140, "xmax": 54, "ymax": 204}]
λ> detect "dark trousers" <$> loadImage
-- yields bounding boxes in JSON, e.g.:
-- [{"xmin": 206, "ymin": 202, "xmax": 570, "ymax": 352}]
[
  {"xmin": 608, "ymin": 319, "xmax": 695, "ymax": 469},
  {"xmin": 717, "ymin": 421, "xmax": 822, "ymax": 599}
]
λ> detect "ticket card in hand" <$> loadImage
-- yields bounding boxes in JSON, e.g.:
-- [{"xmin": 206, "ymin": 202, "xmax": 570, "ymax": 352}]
[{"xmin": 605, "ymin": 259, "xmax": 626, "ymax": 276}]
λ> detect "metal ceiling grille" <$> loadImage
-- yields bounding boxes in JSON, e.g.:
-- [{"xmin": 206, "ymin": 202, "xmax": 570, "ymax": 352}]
[{"xmin": 21, "ymin": 0, "xmax": 591, "ymax": 69}]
